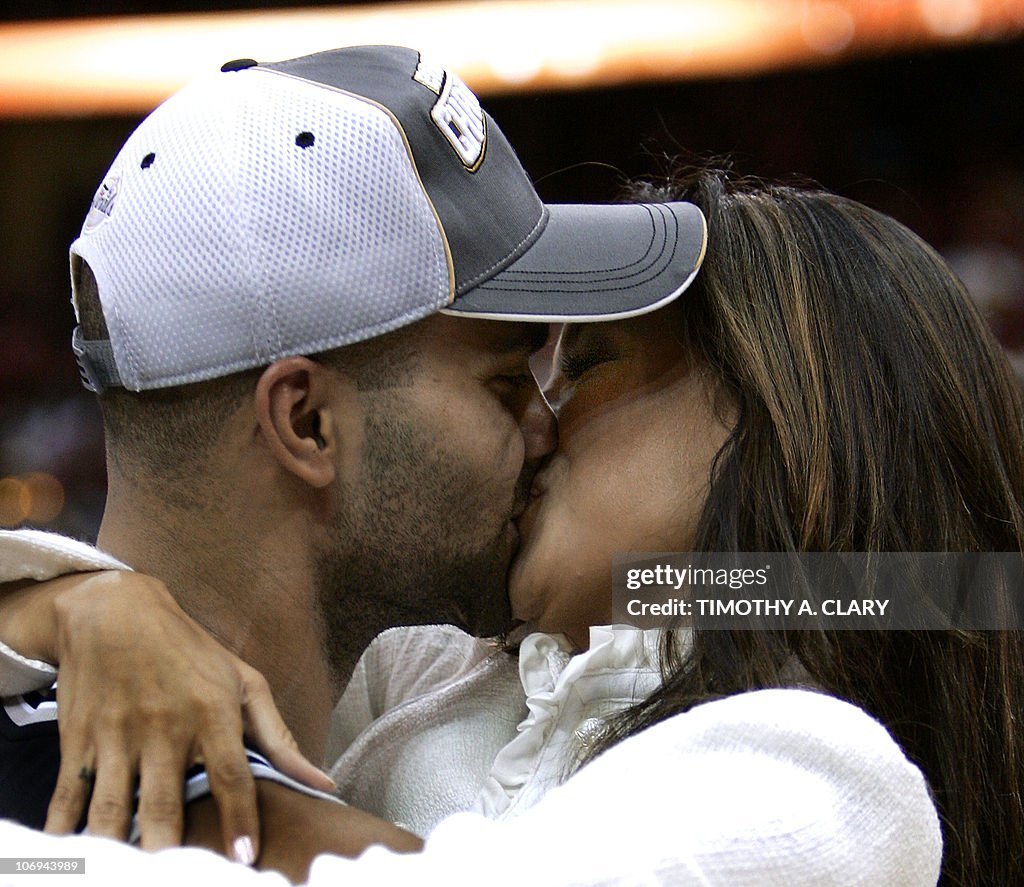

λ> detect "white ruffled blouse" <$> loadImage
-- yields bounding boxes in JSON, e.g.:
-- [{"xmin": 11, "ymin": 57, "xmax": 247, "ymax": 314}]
[{"xmin": 328, "ymin": 623, "xmax": 662, "ymax": 834}]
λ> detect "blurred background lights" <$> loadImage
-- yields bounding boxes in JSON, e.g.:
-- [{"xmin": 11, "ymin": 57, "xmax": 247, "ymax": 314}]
[
  {"xmin": 3, "ymin": 0, "xmax": 1024, "ymax": 116},
  {"xmin": 802, "ymin": 2, "xmax": 857, "ymax": 54},
  {"xmin": 0, "ymin": 473, "xmax": 65, "ymax": 527},
  {"xmin": 920, "ymin": 0, "xmax": 982, "ymax": 36},
  {"xmin": 0, "ymin": 478, "xmax": 30, "ymax": 527}
]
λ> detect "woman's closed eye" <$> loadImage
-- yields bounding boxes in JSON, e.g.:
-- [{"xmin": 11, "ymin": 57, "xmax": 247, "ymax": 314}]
[{"xmin": 559, "ymin": 343, "xmax": 617, "ymax": 382}]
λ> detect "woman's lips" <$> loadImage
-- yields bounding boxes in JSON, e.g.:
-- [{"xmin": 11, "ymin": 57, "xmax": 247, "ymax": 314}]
[
  {"xmin": 519, "ymin": 461, "xmax": 560, "ymax": 540},
  {"xmin": 515, "ymin": 490, "xmax": 541, "ymax": 539},
  {"xmin": 529, "ymin": 456, "xmax": 564, "ymax": 499}
]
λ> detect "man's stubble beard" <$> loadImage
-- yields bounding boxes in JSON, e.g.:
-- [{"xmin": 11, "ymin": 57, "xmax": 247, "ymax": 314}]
[{"xmin": 313, "ymin": 406, "xmax": 520, "ymax": 695}]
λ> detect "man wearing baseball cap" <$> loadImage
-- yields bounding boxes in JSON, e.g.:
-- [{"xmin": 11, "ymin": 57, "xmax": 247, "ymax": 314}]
[{"xmin": 0, "ymin": 44, "xmax": 706, "ymax": 878}]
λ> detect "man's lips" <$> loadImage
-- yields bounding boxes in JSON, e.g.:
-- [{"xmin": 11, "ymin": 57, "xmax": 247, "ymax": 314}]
[
  {"xmin": 509, "ymin": 483, "xmax": 532, "ymax": 522},
  {"xmin": 510, "ymin": 497, "xmax": 529, "ymax": 521},
  {"xmin": 515, "ymin": 482, "xmax": 545, "ymax": 539}
]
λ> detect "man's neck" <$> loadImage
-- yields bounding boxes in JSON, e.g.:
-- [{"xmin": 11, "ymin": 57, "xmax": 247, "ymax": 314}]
[{"xmin": 97, "ymin": 478, "xmax": 343, "ymax": 762}]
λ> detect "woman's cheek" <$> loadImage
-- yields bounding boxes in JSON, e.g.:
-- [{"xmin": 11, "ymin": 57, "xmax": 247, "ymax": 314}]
[{"xmin": 509, "ymin": 498, "xmax": 572, "ymax": 622}]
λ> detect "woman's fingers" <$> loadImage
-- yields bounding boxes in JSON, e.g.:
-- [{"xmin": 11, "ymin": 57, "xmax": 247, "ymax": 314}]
[
  {"xmin": 35, "ymin": 569, "xmax": 329, "ymax": 861},
  {"xmin": 198, "ymin": 731, "xmax": 260, "ymax": 865},
  {"xmin": 43, "ymin": 752, "xmax": 95, "ymax": 835},
  {"xmin": 135, "ymin": 743, "xmax": 190, "ymax": 851},
  {"xmin": 192, "ymin": 699, "xmax": 260, "ymax": 864},
  {"xmin": 84, "ymin": 743, "xmax": 135, "ymax": 840},
  {"xmin": 239, "ymin": 665, "xmax": 335, "ymax": 793}
]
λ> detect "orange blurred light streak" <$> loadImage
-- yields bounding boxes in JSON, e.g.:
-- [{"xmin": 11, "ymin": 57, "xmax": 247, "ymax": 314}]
[{"xmin": 1, "ymin": 0, "xmax": 1024, "ymax": 118}]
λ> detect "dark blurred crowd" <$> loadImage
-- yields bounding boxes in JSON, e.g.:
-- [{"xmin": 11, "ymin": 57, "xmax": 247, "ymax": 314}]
[{"xmin": 2, "ymin": 36, "xmax": 1022, "ymax": 538}]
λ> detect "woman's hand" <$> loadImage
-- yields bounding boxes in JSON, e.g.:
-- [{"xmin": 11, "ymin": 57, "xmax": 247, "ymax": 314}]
[{"xmin": 1, "ymin": 570, "xmax": 334, "ymax": 861}]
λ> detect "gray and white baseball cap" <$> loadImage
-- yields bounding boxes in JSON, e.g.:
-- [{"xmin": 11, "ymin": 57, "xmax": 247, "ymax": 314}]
[{"xmin": 71, "ymin": 44, "xmax": 707, "ymax": 392}]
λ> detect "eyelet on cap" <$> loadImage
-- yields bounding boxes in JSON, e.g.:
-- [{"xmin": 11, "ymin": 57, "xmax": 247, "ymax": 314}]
[{"xmin": 221, "ymin": 58, "xmax": 258, "ymax": 72}]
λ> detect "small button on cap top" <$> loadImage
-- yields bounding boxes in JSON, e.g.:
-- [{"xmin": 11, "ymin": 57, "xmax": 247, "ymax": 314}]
[{"xmin": 221, "ymin": 58, "xmax": 258, "ymax": 72}]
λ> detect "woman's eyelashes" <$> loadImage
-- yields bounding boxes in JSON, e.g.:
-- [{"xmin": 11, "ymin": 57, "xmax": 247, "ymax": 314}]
[{"xmin": 559, "ymin": 343, "xmax": 618, "ymax": 382}]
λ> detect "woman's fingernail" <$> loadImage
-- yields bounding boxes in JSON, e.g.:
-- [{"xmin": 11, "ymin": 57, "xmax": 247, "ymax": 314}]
[{"xmin": 231, "ymin": 835, "xmax": 256, "ymax": 866}]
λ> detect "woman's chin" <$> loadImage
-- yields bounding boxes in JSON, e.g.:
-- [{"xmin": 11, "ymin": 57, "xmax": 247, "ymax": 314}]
[
  {"xmin": 508, "ymin": 529, "xmax": 558, "ymax": 627},
  {"xmin": 508, "ymin": 497, "xmax": 544, "ymax": 617},
  {"xmin": 509, "ymin": 498, "xmax": 585, "ymax": 630},
  {"xmin": 507, "ymin": 545, "xmax": 537, "ymax": 624}
]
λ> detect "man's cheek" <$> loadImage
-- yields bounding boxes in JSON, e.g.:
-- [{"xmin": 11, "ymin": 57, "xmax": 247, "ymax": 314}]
[{"xmin": 489, "ymin": 425, "xmax": 528, "ymax": 495}]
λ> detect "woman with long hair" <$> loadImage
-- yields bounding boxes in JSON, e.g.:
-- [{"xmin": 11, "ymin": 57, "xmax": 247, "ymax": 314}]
[{"xmin": 510, "ymin": 169, "xmax": 1024, "ymax": 886}]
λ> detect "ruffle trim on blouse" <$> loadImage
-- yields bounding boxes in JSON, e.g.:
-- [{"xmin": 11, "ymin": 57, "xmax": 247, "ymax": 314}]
[{"xmin": 473, "ymin": 624, "xmax": 669, "ymax": 819}]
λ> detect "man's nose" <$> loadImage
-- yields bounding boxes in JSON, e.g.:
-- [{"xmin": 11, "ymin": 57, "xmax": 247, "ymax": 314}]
[{"xmin": 521, "ymin": 385, "xmax": 557, "ymax": 463}]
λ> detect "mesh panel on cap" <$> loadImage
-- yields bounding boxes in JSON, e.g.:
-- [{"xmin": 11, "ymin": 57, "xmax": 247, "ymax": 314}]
[
  {"xmin": 73, "ymin": 69, "xmax": 450, "ymax": 390},
  {"xmin": 241, "ymin": 71, "xmax": 451, "ymax": 365},
  {"xmin": 74, "ymin": 77, "xmax": 252, "ymax": 389}
]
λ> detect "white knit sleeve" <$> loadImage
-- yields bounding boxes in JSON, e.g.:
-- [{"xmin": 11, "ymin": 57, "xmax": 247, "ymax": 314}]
[
  {"xmin": 0, "ymin": 529, "xmax": 130, "ymax": 695},
  {"xmin": 0, "ymin": 821, "xmax": 290, "ymax": 887},
  {"xmin": 307, "ymin": 688, "xmax": 942, "ymax": 886},
  {"xmin": 0, "ymin": 528, "xmax": 129, "ymax": 581},
  {"xmin": 0, "ymin": 689, "xmax": 943, "ymax": 887}
]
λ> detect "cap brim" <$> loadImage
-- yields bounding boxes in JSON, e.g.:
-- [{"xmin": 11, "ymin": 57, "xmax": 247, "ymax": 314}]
[{"xmin": 441, "ymin": 201, "xmax": 707, "ymax": 322}]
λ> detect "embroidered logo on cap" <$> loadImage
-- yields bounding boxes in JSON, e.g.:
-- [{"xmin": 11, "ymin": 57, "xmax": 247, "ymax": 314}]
[
  {"xmin": 412, "ymin": 57, "xmax": 445, "ymax": 95},
  {"xmin": 413, "ymin": 58, "xmax": 486, "ymax": 172},
  {"xmin": 82, "ymin": 172, "xmax": 121, "ymax": 233}
]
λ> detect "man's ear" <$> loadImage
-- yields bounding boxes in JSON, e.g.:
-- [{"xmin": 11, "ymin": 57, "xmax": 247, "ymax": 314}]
[{"xmin": 253, "ymin": 357, "xmax": 357, "ymax": 489}]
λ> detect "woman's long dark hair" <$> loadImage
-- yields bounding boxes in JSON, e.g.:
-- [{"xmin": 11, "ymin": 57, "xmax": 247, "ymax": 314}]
[{"xmin": 589, "ymin": 171, "xmax": 1024, "ymax": 887}]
